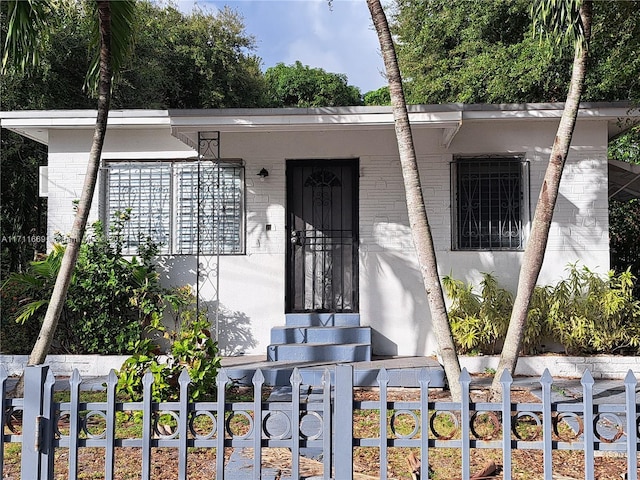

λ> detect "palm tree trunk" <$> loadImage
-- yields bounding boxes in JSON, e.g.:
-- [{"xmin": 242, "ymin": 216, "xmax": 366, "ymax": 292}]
[
  {"xmin": 491, "ymin": 0, "xmax": 593, "ymax": 396},
  {"xmin": 366, "ymin": 0, "xmax": 462, "ymax": 401},
  {"xmin": 27, "ymin": 0, "xmax": 113, "ymax": 367}
]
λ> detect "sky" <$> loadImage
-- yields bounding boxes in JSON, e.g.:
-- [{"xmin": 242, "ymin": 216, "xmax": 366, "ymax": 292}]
[{"xmin": 174, "ymin": 0, "xmax": 387, "ymax": 94}]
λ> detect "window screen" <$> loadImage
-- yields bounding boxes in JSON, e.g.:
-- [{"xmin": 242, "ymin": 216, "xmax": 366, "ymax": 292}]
[{"xmin": 107, "ymin": 161, "xmax": 244, "ymax": 254}]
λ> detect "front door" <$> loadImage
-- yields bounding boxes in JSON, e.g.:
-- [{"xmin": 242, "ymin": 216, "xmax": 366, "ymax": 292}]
[{"xmin": 286, "ymin": 160, "xmax": 359, "ymax": 313}]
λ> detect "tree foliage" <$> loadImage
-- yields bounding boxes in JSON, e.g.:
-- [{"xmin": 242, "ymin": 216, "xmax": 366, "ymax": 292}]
[
  {"xmin": 111, "ymin": 2, "xmax": 265, "ymax": 109},
  {"xmin": 263, "ymin": 61, "xmax": 363, "ymax": 107},
  {"xmin": 610, "ymin": 199, "xmax": 640, "ymax": 286},
  {"xmin": 0, "ymin": 0, "xmax": 267, "ymax": 278},
  {"xmin": 391, "ymin": 0, "xmax": 640, "ymax": 104}
]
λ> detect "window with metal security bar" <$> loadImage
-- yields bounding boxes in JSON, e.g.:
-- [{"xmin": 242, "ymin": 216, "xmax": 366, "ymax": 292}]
[
  {"xmin": 452, "ymin": 156, "xmax": 529, "ymax": 250},
  {"xmin": 106, "ymin": 161, "xmax": 244, "ymax": 255}
]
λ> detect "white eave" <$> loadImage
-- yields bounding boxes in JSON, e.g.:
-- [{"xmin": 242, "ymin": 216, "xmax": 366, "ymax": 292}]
[
  {"xmin": 1, "ymin": 102, "xmax": 636, "ymax": 148},
  {"xmin": 168, "ymin": 105, "xmax": 464, "ymax": 150},
  {"xmin": 0, "ymin": 109, "xmax": 171, "ymax": 144}
]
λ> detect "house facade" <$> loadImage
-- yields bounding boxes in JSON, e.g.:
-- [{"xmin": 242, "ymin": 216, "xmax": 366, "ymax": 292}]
[{"xmin": 2, "ymin": 103, "xmax": 636, "ymax": 360}]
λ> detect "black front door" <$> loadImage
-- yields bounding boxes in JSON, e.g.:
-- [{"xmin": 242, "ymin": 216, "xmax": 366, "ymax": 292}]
[{"xmin": 286, "ymin": 160, "xmax": 359, "ymax": 313}]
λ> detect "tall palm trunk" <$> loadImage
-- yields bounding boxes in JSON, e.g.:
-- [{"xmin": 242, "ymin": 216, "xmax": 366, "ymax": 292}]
[
  {"xmin": 491, "ymin": 1, "xmax": 593, "ymax": 396},
  {"xmin": 27, "ymin": 1, "xmax": 113, "ymax": 366},
  {"xmin": 366, "ymin": 0, "xmax": 462, "ymax": 401}
]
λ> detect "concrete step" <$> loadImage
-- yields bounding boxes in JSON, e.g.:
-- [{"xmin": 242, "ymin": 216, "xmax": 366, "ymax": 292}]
[
  {"xmin": 285, "ymin": 313, "xmax": 360, "ymax": 327},
  {"xmin": 267, "ymin": 343, "xmax": 371, "ymax": 363},
  {"xmin": 270, "ymin": 326, "xmax": 371, "ymax": 345}
]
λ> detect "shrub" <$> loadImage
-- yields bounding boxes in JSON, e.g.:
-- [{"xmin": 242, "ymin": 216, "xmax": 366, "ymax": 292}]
[
  {"xmin": 443, "ymin": 272, "xmax": 512, "ymax": 354},
  {"xmin": 0, "ymin": 211, "xmax": 165, "ymax": 354},
  {"xmin": 444, "ymin": 264, "xmax": 640, "ymax": 355},
  {"xmin": 116, "ymin": 286, "xmax": 221, "ymax": 402}
]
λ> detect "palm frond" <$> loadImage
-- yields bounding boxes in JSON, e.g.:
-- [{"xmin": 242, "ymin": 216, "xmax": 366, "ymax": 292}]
[
  {"xmin": 15, "ymin": 299, "xmax": 49, "ymax": 325},
  {"xmin": 532, "ymin": 0, "xmax": 586, "ymax": 49},
  {"xmin": 1, "ymin": 0, "xmax": 52, "ymax": 74},
  {"xmin": 85, "ymin": 0, "xmax": 137, "ymax": 92}
]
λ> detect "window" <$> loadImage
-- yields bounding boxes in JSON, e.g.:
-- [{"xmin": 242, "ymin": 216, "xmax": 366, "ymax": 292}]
[
  {"xmin": 452, "ymin": 156, "xmax": 529, "ymax": 250},
  {"xmin": 106, "ymin": 161, "xmax": 244, "ymax": 254}
]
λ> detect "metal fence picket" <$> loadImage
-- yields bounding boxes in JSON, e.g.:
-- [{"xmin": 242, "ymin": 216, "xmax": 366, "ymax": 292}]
[
  {"xmin": 377, "ymin": 368, "xmax": 389, "ymax": 480},
  {"xmin": 252, "ymin": 369, "xmax": 264, "ymax": 479},
  {"xmin": 291, "ymin": 368, "xmax": 302, "ymax": 480},
  {"xmin": 141, "ymin": 371, "xmax": 153, "ymax": 480},
  {"xmin": 0, "ymin": 366, "xmax": 6, "ymax": 474},
  {"xmin": 178, "ymin": 369, "xmax": 191, "ymax": 480},
  {"xmin": 216, "ymin": 368, "xmax": 230, "ymax": 480},
  {"xmin": 41, "ymin": 369, "xmax": 56, "ymax": 480},
  {"xmin": 105, "ymin": 370, "xmax": 118, "ymax": 480},
  {"xmin": 500, "ymin": 369, "xmax": 513, "ymax": 480},
  {"xmin": 419, "ymin": 368, "xmax": 430, "ymax": 480},
  {"xmin": 540, "ymin": 369, "xmax": 553, "ymax": 480},
  {"xmin": 460, "ymin": 368, "xmax": 472, "ymax": 480},
  {"xmin": 334, "ymin": 364, "xmax": 353, "ymax": 480},
  {"xmin": 68, "ymin": 369, "xmax": 82, "ymax": 480},
  {"xmin": 322, "ymin": 368, "xmax": 332, "ymax": 480},
  {"xmin": 582, "ymin": 370, "xmax": 595, "ymax": 480},
  {"xmin": 625, "ymin": 370, "xmax": 638, "ymax": 480}
]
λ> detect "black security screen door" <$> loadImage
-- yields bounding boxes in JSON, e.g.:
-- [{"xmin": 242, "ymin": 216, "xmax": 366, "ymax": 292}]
[{"xmin": 286, "ymin": 160, "xmax": 359, "ymax": 313}]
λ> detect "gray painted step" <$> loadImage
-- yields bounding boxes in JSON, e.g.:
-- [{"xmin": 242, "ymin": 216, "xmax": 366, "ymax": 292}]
[
  {"xmin": 285, "ymin": 313, "xmax": 360, "ymax": 327},
  {"xmin": 267, "ymin": 343, "xmax": 371, "ymax": 363},
  {"xmin": 270, "ymin": 326, "xmax": 371, "ymax": 345}
]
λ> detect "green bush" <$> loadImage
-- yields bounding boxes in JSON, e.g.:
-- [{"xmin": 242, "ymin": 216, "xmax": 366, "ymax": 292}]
[
  {"xmin": 445, "ymin": 264, "xmax": 640, "ymax": 355},
  {"xmin": 443, "ymin": 272, "xmax": 512, "ymax": 355},
  {"xmin": 116, "ymin": 286, "xmax": 221, "ymax": 402},
  {"xmin": 0, "ymin": 211, "xmax": 165, "ymax": 354}
]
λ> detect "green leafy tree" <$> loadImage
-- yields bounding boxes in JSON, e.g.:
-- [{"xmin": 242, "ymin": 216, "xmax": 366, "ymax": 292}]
[
  {"xmin": 363, "ymin": 86, "xmax": 390, "ymax": 106},
  {"xmin": 392, "ymin": 0, "xmax": 639, "ymax": 104},
  {"xmin": 111, "ymin": 3, "xmax": 265, "ymax": 109},
  {"xmin": 263, "ymin": 61, "xmax": 363, "ymax": 107},
  {"xmin": 609, "ymin": 126, "xmax": 640, "ymax": 164},
  {"xmin": 0, "ymin": 1, "xmax": 268, "ymax": 282},
  {"xmin": 610, "ymin": 199, "xmax": 640, "ymax": 289}
]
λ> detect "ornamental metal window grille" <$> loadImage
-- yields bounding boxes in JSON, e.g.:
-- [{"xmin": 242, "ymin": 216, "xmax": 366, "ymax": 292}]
[
  {"xmin": 452, "ymin": 156, "xmax": 529, "ymax": 250},
  {"xmin": 106, "ymin": 161, "xmax": 244, "ymax": 255}
]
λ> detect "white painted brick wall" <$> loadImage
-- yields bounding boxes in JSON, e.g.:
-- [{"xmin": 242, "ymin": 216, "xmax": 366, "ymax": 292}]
[
  {"xmin": 459, "ymin": 355, "xmax": 640, "ymax": 380},
  {"xmin": 39, "ymin": 118, "xmax": 612, "ymax": 357}
]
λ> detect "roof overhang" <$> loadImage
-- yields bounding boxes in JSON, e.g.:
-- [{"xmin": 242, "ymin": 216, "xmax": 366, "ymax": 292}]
[
  {"xmin": 0, "ymin": 110, "xmax": 171, "ymax": 144},
  {"xmin": 168, "ymin": 105, "xmax": 464, "ymax": 150},
  {"xmin": 1, "ymin": 102, "xmax": 637, "ymax": 149}
]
